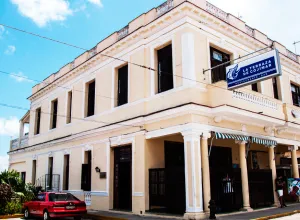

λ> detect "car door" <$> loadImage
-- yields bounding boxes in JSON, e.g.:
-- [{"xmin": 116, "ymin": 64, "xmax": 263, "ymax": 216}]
[{"xmin": 26, "ymin": 200, "xmax": 36, "ymax": 215}]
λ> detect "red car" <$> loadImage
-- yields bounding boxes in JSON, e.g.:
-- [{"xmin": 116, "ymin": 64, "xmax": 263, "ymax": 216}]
[{"xmin": 23, "ymin": 192, "xmax": 87, "ymax": 220}]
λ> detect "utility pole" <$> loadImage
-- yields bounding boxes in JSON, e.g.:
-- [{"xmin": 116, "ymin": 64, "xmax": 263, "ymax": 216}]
[{"xmin": 293, "ymin": 41, "xmax": 300, "ymax": 54}]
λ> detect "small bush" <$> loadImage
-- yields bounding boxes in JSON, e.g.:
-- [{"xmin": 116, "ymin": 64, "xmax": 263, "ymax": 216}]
[
  {"xmin": 0, "ymin": 201, "xmax": 22, "ymax": 215},
  {"xmin": 0, "ymin": 183, "xmax": 13, "ymax": 204}
]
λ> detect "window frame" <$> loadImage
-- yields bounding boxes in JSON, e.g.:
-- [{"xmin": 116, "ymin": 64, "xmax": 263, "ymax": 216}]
[
  {"xmin": 34, "ymin": 107, "xmax": 41, "ymax": 135},
  {"xmin": 50, "ymin": 99, "xmax": 58, "ymax": 130},
  {"xmin": 114, "ymin": 64, "xmax": 129, "ymax": 107},
  {"xmin": 84, "ymin": 79, "xmax": 96, "ymax": 118},
  {"xmin": 291, "ymin": 83, "xmax": 300, "ymax": 107}
]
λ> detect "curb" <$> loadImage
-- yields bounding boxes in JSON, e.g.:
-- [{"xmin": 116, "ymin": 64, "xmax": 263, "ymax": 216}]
[
  {"xmin": 255, "ymin": 210, "xmax": 300, "ymax": 220},
  {"xmin": 0, "ymin": 214, "xmax": 23, "ymax": 219},
  {"xmin": 85, "ymin": 213, "xmax": 127, "ymax": 220}
]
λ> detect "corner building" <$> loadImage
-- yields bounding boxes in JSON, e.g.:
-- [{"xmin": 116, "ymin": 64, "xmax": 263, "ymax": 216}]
[{"xmin": 8, "ymin": 0, "xmax": 300, "ymax": 219}]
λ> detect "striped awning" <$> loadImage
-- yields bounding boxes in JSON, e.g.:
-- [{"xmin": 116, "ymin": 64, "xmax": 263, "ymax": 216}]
[
  {"xmin": 252, "ymin": 137, "xmax": 277, "ymax": 146},
  {"xmin": 215, "ymin": 132, "xmax": 249, "ymax": 141}
]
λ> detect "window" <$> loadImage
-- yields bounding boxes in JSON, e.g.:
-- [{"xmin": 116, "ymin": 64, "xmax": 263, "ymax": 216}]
[
  {"xmin": 86, "ymin": 81, "xmax": 95, "ymax": 117},
  {"xmin": 251, "ymin": 83, "xmax": 258, "ymax": 92},
  {"xmin": 157, "ymin": 44, "xmax": 173, "ymax": 93},
  {"xmin": 81, "ymin": 151, "xmax": 92, "ymax": 191},
  {"xmin": 210, "ymin": 47, "xmax": 230, "ymax": 83},
  {"xmin": 291, "ymin": 83, "xmax": 300, "ymax": 106},
  {"xmin": 21, "ymin": 172, "xmax": 26, "ymax": 183},
  {"xmin": 32, "ymin": 160, "xmax": 36, "ymax": 185},
  {"xmin": 34, "ymin": 108, "xmax": 41, "ymax": 135},
  {"xmin": 37, "ymin": 193, "xmax": 46, "ymax": 201},
  {"xmin": 50, "ymin": 99, "xmax": 58, "ymax": 129},
  {"xmin": 272, "ymin": 78, "xmax": 279, "ymax": 100},
  {"xmin": 66, "ymin": 91, "xmax": 72, "ymax": 124},
  {"xmin": 48, "ymin": 157, "xmax": 53, "ymax": 190},
  {"xmin": 49, "ymin": 193, "xmax": 79, "ymax": 202},
  {"xmin": 117, "ymin": 65, "xmax": 128, "ymax": 106},
  {"xmin": 63, "ymin": 155, "xmax": 70, "ymax": 190}
]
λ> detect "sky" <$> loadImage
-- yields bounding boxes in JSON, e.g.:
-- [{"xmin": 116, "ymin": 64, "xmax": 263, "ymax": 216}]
[{"xmin": 0, "ymin": 0, "xmax": 299, "ymax": 172}]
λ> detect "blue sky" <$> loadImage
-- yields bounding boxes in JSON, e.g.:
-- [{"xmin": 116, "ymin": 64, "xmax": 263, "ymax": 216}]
[{"xmin": 0, "ymin": 0, "xmax": 299, "ymax": 171}]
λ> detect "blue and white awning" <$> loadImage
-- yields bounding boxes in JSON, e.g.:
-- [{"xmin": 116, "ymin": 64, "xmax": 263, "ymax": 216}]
[
  {"xmin": 215, "ymin": 132, "xmax": 249, "ymax": 141},
  {"xmin": 252, "ymin": 137, "xmax": 277, "ymax": 147}
]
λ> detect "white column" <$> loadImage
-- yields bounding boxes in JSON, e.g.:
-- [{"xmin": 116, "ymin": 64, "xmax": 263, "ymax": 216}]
[
  {"xmin": 291, "ymin": 146, "xmax": 299, "ymax": 178},
  {"xmin": 268, "ymin": 146, "xmax": 279, "ymax": 206},
  {"xmin": 182, "ymin": 129, "xmax": 206, "ymax": 220},
  {"xmin": 237, "ymin": 141, "xmax": 253, "ymax": 212},
  {"xmin": 18, "ymin": 121, "xmax": 24, "ymax": 147},
  {"xmin": 201, "ymin": 132, "xmax": 211, "ymax": 213},
  {"xmin": 181, "ymin": 32, "xmax": 196, "ymax": 86}
]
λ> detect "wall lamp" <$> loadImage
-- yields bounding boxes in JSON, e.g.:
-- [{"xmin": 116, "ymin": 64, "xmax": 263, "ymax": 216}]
[{"xmin": 95, "ymin": 167, "xmax": 100, "ymax": 173}]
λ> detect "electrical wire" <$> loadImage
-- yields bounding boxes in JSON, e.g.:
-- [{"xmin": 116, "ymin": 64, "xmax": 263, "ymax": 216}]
[{"xmin": 0, "ymin": 103, "xmax": 142, "ymax": 129}]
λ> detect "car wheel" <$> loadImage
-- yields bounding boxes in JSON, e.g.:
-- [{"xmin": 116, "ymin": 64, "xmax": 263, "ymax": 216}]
[
  {"xmin": 43, "ymin": 210, "xmax": 50, "ymax": 220},
  {"xmin": 24, "ymin": 208, "xmax": 30, "ymax": 219}
]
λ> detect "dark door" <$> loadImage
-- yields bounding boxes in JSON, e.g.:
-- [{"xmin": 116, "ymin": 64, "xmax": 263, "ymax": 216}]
[
  {"xmin": 117, "ymin": 65, "xmax": 128, "ymax": 106},
  {"xmin": 48, "ymin": 157, "xmax": 53, "ymax": 190},
  {"xmin": 114, "ymin": 146, "xmax": 132, "ymax": 211},
  {"xmin": 164, "ymin": 141, "xmax": 185, "ymax": 214},
  {"xmin": 209, "ymin": 146, "xmax": 242, "ymax": 212}
]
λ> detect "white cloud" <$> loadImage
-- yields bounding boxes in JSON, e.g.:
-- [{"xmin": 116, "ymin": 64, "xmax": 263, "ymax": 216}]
[
  {"xmin": 4, "ymin": 45, "xmax": 16, "ymax": 55},
  {"xmin": 87, "ymin": 0, "xmax": 103, "ymax": 7},
  {"xmin": 11, "ymin": 0, "xmax": 73, "ymax": 27},
  {"xmin": 0, "ymin": 117, "xmax": 19, "ymax": 137},
  {"xmin": 10, "ymin": 72, "xmax": 33, "ymax": 83},
  {"xmin": 0, "ymin": 25, "xmax": 4, "ymax": 39},
  {"xmin": 0, "ymin": 155, "xmax": 9, "ymax": 173}
]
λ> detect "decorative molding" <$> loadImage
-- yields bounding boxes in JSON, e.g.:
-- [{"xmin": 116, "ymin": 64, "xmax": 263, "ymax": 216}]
[
  {"xmin": 63, "ymin": 149, "xmax": 70, "ymax": 155},
  {"xmin": 288, "ymin": 146, "xmax": 299, "ymax": 151},
  {"xmin": 214, "ymin": 116, "xmax": 223, "ymax": 123},
  {"xmin": 48, "ymin": 151, "xmax": 53, "ymax": 157},
  {"xmin": 241, "ymin": 124, "xmax": 247, "ymax": 132},
  {"xmin": 84, "ymin": 144, "xmax": 93, "ymax": 151},
  {"xmin": 32, "ymin": 154, "xmax": 37, "ymax": 160}
]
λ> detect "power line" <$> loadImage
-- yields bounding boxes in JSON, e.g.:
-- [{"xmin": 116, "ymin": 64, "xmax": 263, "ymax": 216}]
[
  {"xmin": 0, "ymin": 103, "xmax": 142, "ymax": 129},
  {"xmin": 0, "ymin": 23, "xmax": 280, "ymax": 105}
]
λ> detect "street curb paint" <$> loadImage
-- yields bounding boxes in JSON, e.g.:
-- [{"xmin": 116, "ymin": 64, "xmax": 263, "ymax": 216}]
[
  {"xmin": 255, "ymin": 210, "xmax": 300, "ymax": 220},
  {"xmin": 0, "ymin": 214, "xmax": 24, "ymax": 219}
]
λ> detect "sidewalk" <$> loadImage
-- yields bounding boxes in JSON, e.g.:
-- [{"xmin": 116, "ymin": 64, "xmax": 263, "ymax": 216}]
[{"xmin": 85, "ymin": 203, "xmax": 300, "ymax": 220}]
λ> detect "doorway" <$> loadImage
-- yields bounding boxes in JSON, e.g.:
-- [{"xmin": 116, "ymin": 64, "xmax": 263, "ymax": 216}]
[
  {"xmin": 114, "ymin": 145, "xmax": 132, "ymax": 211},
  {"xmin": 164, "ymin": 141, "xmax": 185, "ymax": 214}
]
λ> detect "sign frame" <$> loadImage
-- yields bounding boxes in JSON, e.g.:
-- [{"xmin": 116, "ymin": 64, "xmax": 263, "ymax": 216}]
[{"xmin": 226, "ymin": 49, "xmax": 282, "ymax": 90}]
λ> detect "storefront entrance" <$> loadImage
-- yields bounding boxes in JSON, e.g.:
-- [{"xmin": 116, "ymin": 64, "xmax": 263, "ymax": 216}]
[
  {"xmin": 113, "ymin": 145, "xmax": 132, "ymax": 211},
  {"xmin": 149, "ymin": 141, "xmax": 186, "ymax": 214},
  {"xmin": 210, "ymin": 146, "xmax": 243, "ymax": 213}
]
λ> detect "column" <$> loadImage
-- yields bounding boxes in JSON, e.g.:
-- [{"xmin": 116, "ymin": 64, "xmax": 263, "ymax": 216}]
[
  {"xmin": 238, "ymin": 141, "xmax": 253, "ymax": 212},
  {"xmin": 182, "ymin": 130, "xmax": 206, "ymax": 220},
  {"xmin": 18, "ymin": 121, "xmax": 24, "ymax": 147},
  {"xmin": 291, "ymin": 146, "xmax": 299, "ymax": 178},
  {"xmin": 201, "ymin": 132, "xmax": 211, "ymax": 213},
  {"xmin": 269, "ymin": 146, "xmax": 279, "ymax": 206},
  {"xmin": 132, "ymin": 135, "xmax": 146, "ymax": 215}
]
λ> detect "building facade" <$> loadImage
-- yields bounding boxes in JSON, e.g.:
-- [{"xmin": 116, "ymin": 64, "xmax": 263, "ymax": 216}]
[{"xmin": 8, "ymin": 0, "xmax": 300, "ymax": 219}]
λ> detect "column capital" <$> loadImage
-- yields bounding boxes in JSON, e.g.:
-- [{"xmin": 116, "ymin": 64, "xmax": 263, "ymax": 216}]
[
  {"xmin": 201, "ymin": 131, "xmax": 211, "ymax": 140},
  {"xmin": 235, "ymin": 140, "xmax": 247, "ymax": 145},
  {"xmin": 288, "ymin": 145, "xmax": 299, "ymax": 151},
  {"xmin": 269, "ymin": 145, "xmax": 276, "ymax": 149}
]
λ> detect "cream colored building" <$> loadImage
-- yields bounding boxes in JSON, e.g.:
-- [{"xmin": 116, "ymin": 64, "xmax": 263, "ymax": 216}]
[{"xmin": 8, "ymin": 0, "xmax": 300, "ymax": 219}]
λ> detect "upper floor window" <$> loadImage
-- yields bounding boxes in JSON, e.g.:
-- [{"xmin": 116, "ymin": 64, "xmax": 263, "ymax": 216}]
[
  {"xmin": 34, "ymin": 108, "xmax": 41, "ymax": 135},
  {"xmin": 66, "ymin": 91, "xmax": 72, "ymax": 124},
  {"xmin": 157, "ymin": 44, "xmax": 173, "ymax": 93},
  {"xmin": 251, "ymin": 83, "xmax": 259, "ymax": 92},
  {"xmin": 50, "ymin": 99, "xmax": 58, "ymax": 129},
  {"xmin": 291, "ymin": 83, "xmax": 300, "ymax": 106},
  {"xmin": 85, "ymin": 80, "xmax": 95, "ymax": 117},
  {"xmin": 272, "ymin": 77, "xmax": 279, "ymax": 100},
  {"xmin": 210, "ymin": 47, "xmax": 230, "ymax": 83},
  {"xmin": 117, "ymin": 65, "xmax": 128, "ymax": 106}
]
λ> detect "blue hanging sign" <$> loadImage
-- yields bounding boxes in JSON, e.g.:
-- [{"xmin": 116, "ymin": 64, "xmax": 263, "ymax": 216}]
[{"xmin": 226, "ymin": 49, "xmax": 281, "ymax": 90}]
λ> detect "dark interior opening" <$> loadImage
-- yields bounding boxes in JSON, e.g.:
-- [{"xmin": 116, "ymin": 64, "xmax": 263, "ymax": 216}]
[
  {"xmin": 272, "ymin": 78, "xmax": 279, "ymax": 99},
  {"xmin": 64, "ymin": 155, "xmax": 70, "ymax": 190},
  {"xmin": 87, "ymin": 81, "xmax": 95, "ymax": 117},
  {"xmin": 48, "ymin": 157, "xmax": 53, "ymax": 190},
  {"xmin": 51, "ymin": 99, "xmax": 58, "ymax": 129},
  {"xmin": 114, "ymin": 146, "xmax": 132, "ymax": 211},
  {"xmin": 35, "ymin": 108, "xmax": 41, "ymax": 135},
  {"xmin": 210, "ymin": 47, "xmax": 230, "ymax": 83},
  {"xmin": 21, "ymin": 172, "xmax": 26, "ymax": 183},
  {"xmin": 67, "ymin": 91, "xmax": 72, "ymax": 123},
  {"xmin": 117, "ymin": 65, "xmax": 128, "ymax": 106},
  {"xmin": 32, "ymin": 160, "xmax": 36, "ymax": 185},
  {"xmin": 251, "ymin": 83, "xmax": 259, "ymax": 92},
  {"xmin": 157, "ymin": 44, "xmax": 173, "ymax": 93},
  {"xmin": 291, "ymin": 83, "xmax": 300, "ymax": 106},
  {"xmin": 81, "ymin": 151, "xmax": 92, "ymax": 191}
]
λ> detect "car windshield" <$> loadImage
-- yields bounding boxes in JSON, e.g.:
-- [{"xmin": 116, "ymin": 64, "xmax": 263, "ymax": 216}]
[{"xmin": 49, "ymin": 193, "xmax": 80, "ymax": 202}]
